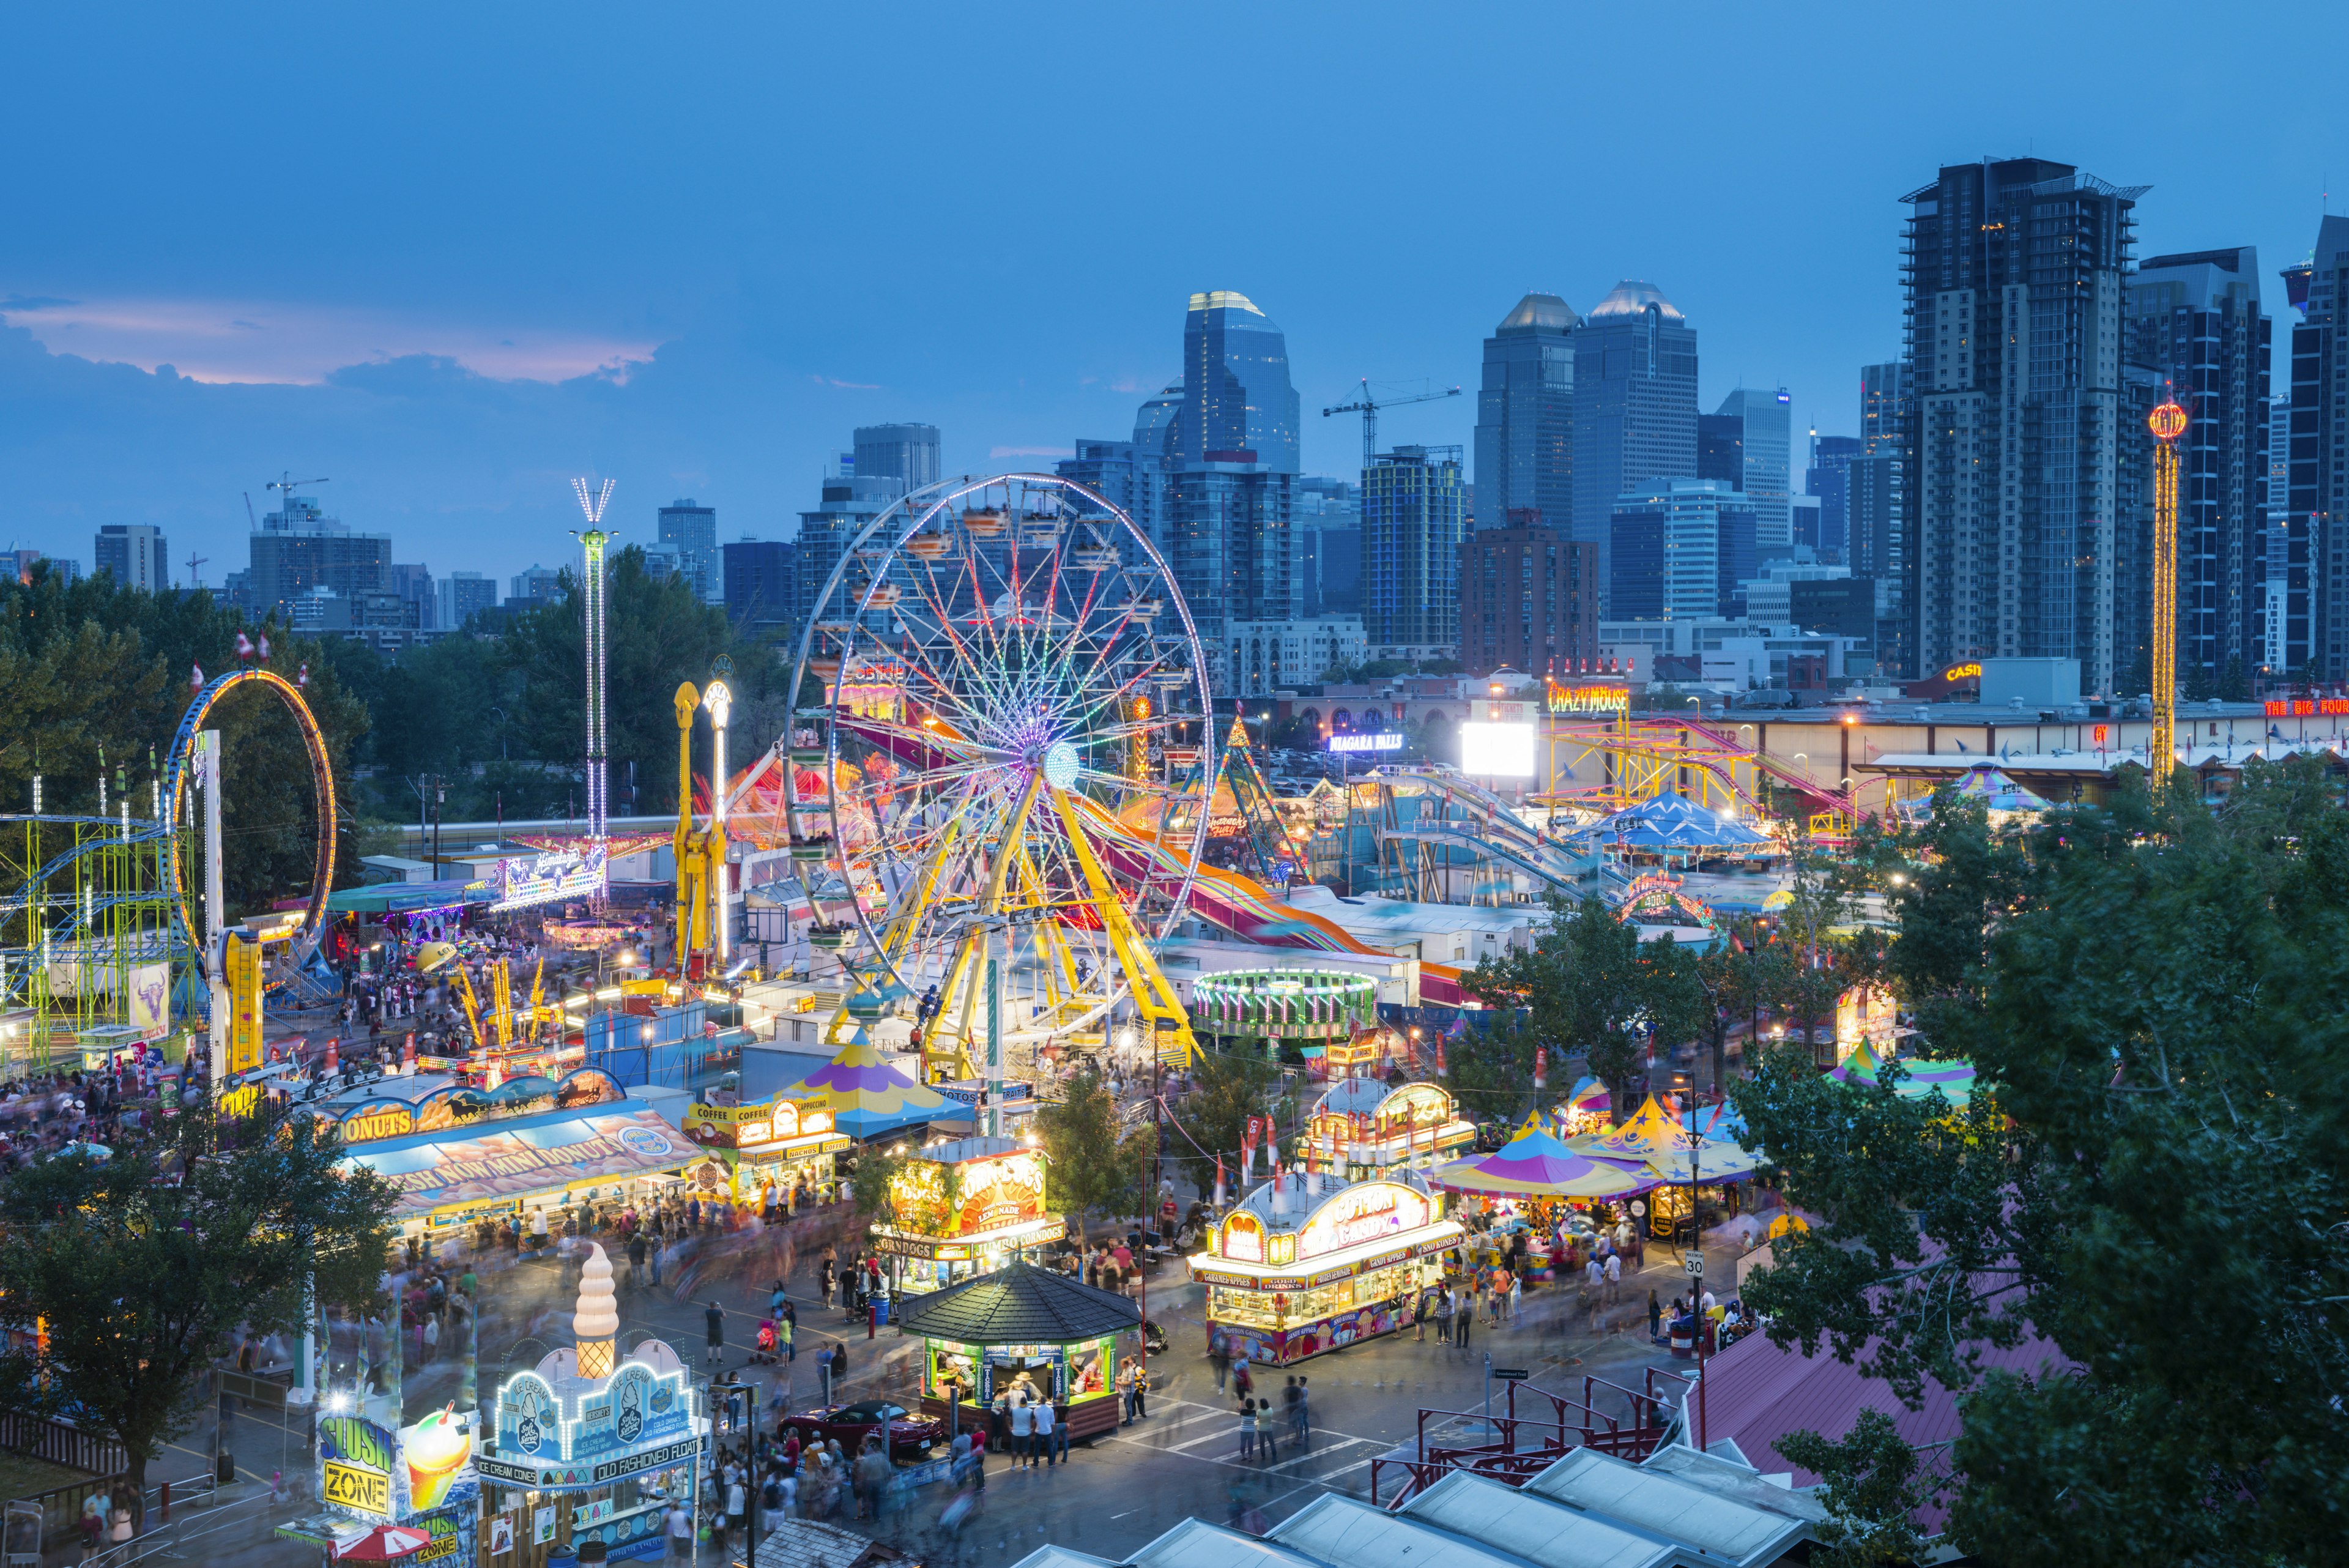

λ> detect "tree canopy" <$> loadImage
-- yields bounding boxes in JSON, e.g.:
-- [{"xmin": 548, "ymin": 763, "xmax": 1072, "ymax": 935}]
[
  {"xmin": 0, "ymin": 1096, "xmax": 396, "ymax": 1514},
  {"xmin": 1732, "ymin": 765, "xmax": 2349, "ymax": 1566}
]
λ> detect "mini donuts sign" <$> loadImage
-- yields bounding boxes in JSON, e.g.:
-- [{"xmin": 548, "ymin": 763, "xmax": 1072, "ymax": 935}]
[{"xmin": 1296, "ymin": 1183, "xmax": 1430, "ymax": 1259}]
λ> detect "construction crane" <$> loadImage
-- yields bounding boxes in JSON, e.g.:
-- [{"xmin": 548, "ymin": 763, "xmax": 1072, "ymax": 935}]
[
  {"xmin": 184, "ymin": 552, "xmax": 209, "ymax": 586},
  {"xmin": 1321, "ymin": 378, "xmax": 1462, "ymax": 468},
  {"xmin": 265, "ymin": 472, "xmax": 330, "ymax": 520}
]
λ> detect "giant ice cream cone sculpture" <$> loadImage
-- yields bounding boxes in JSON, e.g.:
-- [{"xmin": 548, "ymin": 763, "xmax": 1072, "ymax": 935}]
[{"xmin": 574, "ymin": 1243, "xmax": 620, "ymax": 1378}]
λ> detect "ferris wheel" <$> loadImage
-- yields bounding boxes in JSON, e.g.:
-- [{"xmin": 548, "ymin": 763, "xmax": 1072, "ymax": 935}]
[{"xmin": 779, "ymin": 473, "xmax": 1215, "ymax": 1079}]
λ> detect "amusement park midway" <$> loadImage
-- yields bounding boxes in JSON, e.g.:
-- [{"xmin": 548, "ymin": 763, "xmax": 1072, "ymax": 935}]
[{"xmin": 0, "ymin": 463, "xmax": 2337, "ymax": 1568}]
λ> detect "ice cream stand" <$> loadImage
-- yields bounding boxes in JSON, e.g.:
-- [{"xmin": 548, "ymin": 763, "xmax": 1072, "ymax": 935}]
[{"xmin": 473, "ymin": 1245, "xmax": 707, "ymax": 1565}]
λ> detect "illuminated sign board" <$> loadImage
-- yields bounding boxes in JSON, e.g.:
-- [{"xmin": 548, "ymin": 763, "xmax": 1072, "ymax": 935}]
[
  {"xmin": 1459, "ymin": 721, "xmax": 1536, "ymax": 777},
  {"xmin": 319, "ymin": 1416, "xmax": 395, "ymax": 1519},
  {"xmin": 1328, "ymin": 732, "xmax": 1404, "ymax": 753},
  {"xmin": 1296, "ymin": 1181, "xmax": 1431, "ymax": 1260},
  {"xmin": 226, "ymin": 934, "xmax": 264, "ymax": 1077},
  {"xmin": 1547, "ymin": 682, "xmax": 1631, "ymax": 716},
  {"xmin": 492, "ymin": 846, "xmax": 609, "ymax": 913},
  {"xmin": 2265, "ymin": 699, "xmax": 2349, "ymax": 716}
]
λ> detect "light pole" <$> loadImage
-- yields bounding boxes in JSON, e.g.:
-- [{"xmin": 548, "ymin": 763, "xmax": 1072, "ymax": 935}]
[{"xmin": 703, "ymin": 680, "xmax": 732, "ymax": 967}]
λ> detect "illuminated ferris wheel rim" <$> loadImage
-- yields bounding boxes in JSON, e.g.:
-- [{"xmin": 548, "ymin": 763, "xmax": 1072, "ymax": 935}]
[{"xmin": 782, "ymin": 470, "xmax": 1217, "ymax": 999}]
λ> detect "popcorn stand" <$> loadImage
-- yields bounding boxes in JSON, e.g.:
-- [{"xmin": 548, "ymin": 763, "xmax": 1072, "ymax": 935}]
[{"xmin": 1190, "ymin": 1171, "xmax": 1463, "ymax": 1364}]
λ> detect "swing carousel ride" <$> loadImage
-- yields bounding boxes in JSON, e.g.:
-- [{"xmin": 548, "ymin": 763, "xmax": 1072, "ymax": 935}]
[{"xmin": 737, "ymin": 474, "xmax": 1221, "ymax": 1081}]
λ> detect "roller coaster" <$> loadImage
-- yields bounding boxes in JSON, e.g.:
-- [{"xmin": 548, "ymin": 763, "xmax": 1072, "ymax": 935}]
[{"xmin": 0, "ymin": 667, "xmax": 340, "ymax": 1065}]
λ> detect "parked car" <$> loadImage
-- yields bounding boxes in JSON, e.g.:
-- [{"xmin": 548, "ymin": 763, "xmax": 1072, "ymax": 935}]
[{"xmin": 781, "ymin": 1399, "xmax": 941, "ymax": 1462}]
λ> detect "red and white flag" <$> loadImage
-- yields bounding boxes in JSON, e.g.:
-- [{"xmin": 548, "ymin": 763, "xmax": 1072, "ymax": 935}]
[
  {"xmin": 190, "ymin": 663, "xmax": 204, "ymax": 690},
  {"xmin": 1534, "ymin": 1045, "xmax": 1548, "ymax": 1091},
  {"xmin": 256, "ymin": 632, "xmax": 271, "ymax": 661},
  {"xmin": 1213, "ymin": 1156, "xmax": 1226, "ymax": 1208},
  {"xmin": 234, "ymin": 632, "xmax": 254, "ymax": 660}
]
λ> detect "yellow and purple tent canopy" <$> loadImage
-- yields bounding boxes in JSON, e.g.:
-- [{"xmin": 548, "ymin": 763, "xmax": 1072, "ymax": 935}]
[
  {"xmin": 1827, "ymin": 1038, "xmax": 1976, "ymax": 1109},
  {"xmin": 793, "ymin": 1033, "xmax": 960, "ymax": 1139},
  {"xmin": 1569, "ymin": 1094, "xmax": 1759, "ymax": 1182},
  {"xmin": 1430, "ymin": 1116, "xmax": 1657, "ymax": 1199},
  {"xmin": 1554, "ymin": 1076, "xmax": 1611, "ymax": 1122}
]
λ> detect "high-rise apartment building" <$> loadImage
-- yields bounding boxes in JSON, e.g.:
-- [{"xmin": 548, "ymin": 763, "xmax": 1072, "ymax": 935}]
[
  {"xmin": 1458, "ymin": 511, "xmax": 1600, "ymax": 676},
  {"xmin": 657, "ymin": 499, "xmax": 719, "ymax": 601},
  {"xmin": 94, "ymin": 524, "xmax": 169, "ymax": 590},
  {"xmin": 1572, "ymin": 281, "xmax": 1698, "ymax": 607},
  {"xmin": 1059, "ymin": 385, "xmax": 1181, "ymax": 557},
  {"xmin": 852, "ymin": 424, "xmax": 942, "ymax": 496},
  {"xmin": 1474, "ymin": 292, "xmax": 1578, "ymax": 535},
  {"xmin": 1608, "ymin": 481, "xmax": 1755, "ymax": 622},
  {"xmin": 794, "ymin": 474, "xmax": 899, "ymax": 625},
  {"xmin": 246, "ymin": 488, "xmax": 390, "ymax": 620},
  {"xmin": 2263, "ymin": 392, "xmax": 2302, "ymax": 672},
  {"xmin": 722, "ymin": 538, "xmax": 797, "ymax": 631},
  {"xmin": 508, "ymin": 564, "xmax": 565, "ymax": 606},
  {"xmin": 2126, "ymin": 247, "xmax": 2270, "ymax": 691},
  {"xmin": 1697, "ymin": 414, "xmax": 1744, "ymax": 489},
  {"xmin": 437, "ymin": 571, "xmax": 497, "ymax": 631},
  {"xmin": 2281, "ymin": 217, "xmax": 2349, "ymax": 680},
  {"xmin": 1806, "ymin": 435, "xmax": 1863, "ymax": 562},
  {"xmin": 1360, "ymin": 445, "xmax": 1464, "ymax": 652},
  {"xmin": 387, "ymin": 562, "xmax": 436, "ymax": 629},
  {"xmin": 1903, "ymin": 157, "xmax": 2147, "ymax": 696},
  {"xmin": 1713, "ymin": 390, "xmax": 1792, "ymax": 549},
  {"xmin": 1296, "ymin": 477, "xmax": 1361, "ymax": 615}
]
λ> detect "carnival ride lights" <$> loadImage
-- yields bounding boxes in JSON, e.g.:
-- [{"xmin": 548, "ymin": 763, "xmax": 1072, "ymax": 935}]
[
  {"xmin": 2149, "ymin": 398, "xmax": 2188, "ymax": 793},
  {"xmin": 571, "ymin": 478, "xmax": 615, "ymax": 844},
  {"xmin": 771, "ymin": 473, "xmax": 1215, "ymax": 1076}
]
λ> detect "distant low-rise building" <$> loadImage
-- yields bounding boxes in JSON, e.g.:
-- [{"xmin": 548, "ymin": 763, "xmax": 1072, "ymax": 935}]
[{"xmin": 94, "ymin": 524, "xmax": 170, "ymax": 590}]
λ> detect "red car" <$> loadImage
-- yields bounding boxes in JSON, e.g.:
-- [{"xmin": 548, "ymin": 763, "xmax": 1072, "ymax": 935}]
[{"xmin": 781, "ymin": 1399, "xmax": 941, "ymax": 1462}]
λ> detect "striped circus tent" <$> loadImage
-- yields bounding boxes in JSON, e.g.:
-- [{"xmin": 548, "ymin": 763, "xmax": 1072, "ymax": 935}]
[
  {"xmin": 793, "ymin": 1031, "xmax": 959, "ymax": 1138},
  {"xmin": 1827, "ymin": 1038, "xmax": 1976, "ymax": 1109},
  {"xmin": 1430, "ymin": 1116, "xmax": 1655, "ymax": 1200}
]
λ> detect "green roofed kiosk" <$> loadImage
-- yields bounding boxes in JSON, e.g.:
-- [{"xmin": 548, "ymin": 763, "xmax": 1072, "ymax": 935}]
[{"xmin": 894, "ymin": 1260, "xmax": 1140, "ymax": 1447}]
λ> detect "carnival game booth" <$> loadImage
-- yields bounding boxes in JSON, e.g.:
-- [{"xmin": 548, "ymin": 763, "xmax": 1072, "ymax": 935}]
[
  {"xmin": 1192, "ymin": 1170, "xmax": 1464, "ymax": 1365},
  {"xmin": 1189, "ymin": 968, "xmax": 1384, "ymax": 1080},
  {"xmin": 328, "ymin": 1067, "xmax": 696, "ymax": 1245},
  {"xmin": 1569, "ymin": 1095, "xmax": 1759, "ymax": 1243},
  {"xmin": 477, "ymin": 1246, "xmax": 707, "ymax": 1567},
  {"xmin": 897, "ymin": 1260, "xmax": 1140, "ymax": 1447},
  {"xmin": 678, "ymin": 1093, "xmax": 850, "ymax": 1212},
  {"xmin": 870, "ymin": 1137, "xmax": 1066, "ymax": 1297},
  {"xmin": 1308, "ymin": 1078, "xmax": 1476, "ymax": 1177},
  {"xmin": 1428, "ymin": 1117, "xmax": 1656, "ymax": 1277}
]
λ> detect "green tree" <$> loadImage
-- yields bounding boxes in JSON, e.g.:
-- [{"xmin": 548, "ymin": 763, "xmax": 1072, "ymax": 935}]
[
  {"xmin": 1037, "ymin": 1068, "xmax": 1148, "ymax": 1241},
  {"xmin": 1180, "ymin": 1049, "xmax": 1291, "ymax": 1181},
  {"xmin": 1464, "ymin": 893, "xmax": 1668, "ymax": 1109},
  {"xmin": 0, "ymin": 1099, "xmax": 397, "ymax": 1519},
  {"xmin": 1732, "ymin": 760, "xmax": 2349, "ymax": 1566},
  {"xmin": 1773, "ymin": 1410, "xmax": 1937, "ymax": 1568}
]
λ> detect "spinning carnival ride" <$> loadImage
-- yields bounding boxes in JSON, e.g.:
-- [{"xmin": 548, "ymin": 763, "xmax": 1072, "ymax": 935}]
[{"xmin": 772, "ymin": 474, "xmax": 1216, "ymax": 1079}]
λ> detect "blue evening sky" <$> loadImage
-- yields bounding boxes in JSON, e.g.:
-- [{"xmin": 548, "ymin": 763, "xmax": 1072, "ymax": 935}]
[{"xmin": 3, "ymin": 2, "xmax": 2343, "ymax": 587}]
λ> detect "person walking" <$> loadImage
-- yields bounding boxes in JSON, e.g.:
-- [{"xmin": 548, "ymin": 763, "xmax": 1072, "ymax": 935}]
[
  {"xmin": 1281, "ymin": 1377, "xmax": 1301, "ymax": 1445},
  {"xmin": 1238, "ymin": 1398, "xmax": 1257, "ymax": 1461},
  {"xmin": 1209, "ymin": 1330, "xmax": 1231, "ymax": 1394},
  {"xmin": 1603, "ymin": 1250, "xmax": 1622, "ymax": 1306},
  {"xmin": 1006, "ymin": 1388, "xmax": 1035, "ymax": 1469},
  {"xmin": 1296, "ymin": 1375, "xmax": 1311, "ymax": 1442},
  {"xmin": 1455, "ymin": 1286, "xmax": 1473, "ymax": 1350},
  {"xmin": 1435, "ymin": 1286, "xmax": 1454, "ymax": 1345},
  {"xmin": 705, "ymin": 1300, "xmax": 726, "ymax": 1368},
  {"xmin": 627, "ymin": 1231, "xmax": 647, "ymax": 1287},
  {"xmin": 663, "ymin": 1497, "xmax": 694, "ymax": 1564}
]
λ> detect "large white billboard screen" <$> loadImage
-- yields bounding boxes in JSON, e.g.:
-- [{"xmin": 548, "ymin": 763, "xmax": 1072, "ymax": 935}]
[{"xmin": 1459, "ymin": 721, "xmax": 1536, "ymax": 778}]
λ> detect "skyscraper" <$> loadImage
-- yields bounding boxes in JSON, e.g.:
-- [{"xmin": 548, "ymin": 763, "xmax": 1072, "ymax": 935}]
[
  {"xmin": 1608, "ymin": 481, "xmax": 1754, "ymax": 622},
  {"xmin": 1902, "ymin": 157, "xmax": 2148, "ymax": 696},
  {"xmin": 658, "ymin": 499, "xmax": 719, "ymax": 601},
  {"xmin": 2126, "ymin": 247, "xmax": 2269, "ymax": 691},
  {"xmin": 1458, "ymin": 510, "xmax": 1599, "ymax": 675},
  {"xmin": 1060, "ymin": 385, "xmax": 1181, "ymax": 555},
  {"xmin": 2281, "ymin": 217, "xmax": 2349, "ymax": 680},
  {"xmin": 1572, "ymin": 281, "xmax": 1699, "ymax": 608},
  {"xmin": 1360, "ymin": 445, "xmax": 1464, "ymax": 652},
  {"xmin": 852, "ymin": 424, "xmax": 942, "ymax": 496},
  {"xmin": 723, "ymin": 538, "xmax": 798, "ymax": 631},
  {"xmin": 1851, "ymin": 361, "xmax": 1910, "ymax": 671},
  {"xmin": 1162, "ymin": 292, "xmax": 1301, "ymax": 639},
  {"xmin": 793, "ymin": 473, "xmax": 898, "ymax": 625},
  {"xmin": 93, "ymin": 524, "xmax": 169, "ymax": 590},
  {"xmin": 1713, "ymin": 390, "xmax": 1792, "ymax": 550},
  {"xmin": 1474, "ymin": 292, "xmax": 1578, "ymax": 534},
  {"xmin": 2265, "ymin": 391, "xmax": 2303, "ymax": 672},
  {"xmin": 1807, "ymin": 434, "xmax": 1863, "ymax": 562},
  {"xmin": 438, "ymin": 570, "xmax": 497, "ymax": 630},
  {"xmin": 1696, "ymin": 413, "xmax": 1743, "ymax": 489}
]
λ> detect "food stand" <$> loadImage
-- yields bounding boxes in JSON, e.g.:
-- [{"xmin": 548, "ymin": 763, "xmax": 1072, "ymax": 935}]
[
  {"xmin": 1190, "ymin": 1172, "xmax": 1463, "ymax": 1364},
  {"xmin": 275, "ymin": 1404, "xmax": 482, "ymax": 1566},
  {"xmin": 680, "ymin": 1094, "xmax": 849, "ymax": 1211},
  {"xmin": 897, "ymin": 1260, "xmax": 1139, "ymax": 1447},
  {"xmin": 1568, "ymin": 1096, "xmax": 1759, "ymax": 1241},
  {"xmin": 869, "ymin": 1137, "xmax": 1066, "ymax": 1295},
  {"xmin": 475, "ymin": 1246, "xmax": 705, "ymax": 1565},
  {"xmin": 330, "ymin": 1068, "xmax": 694, "ymax": 1244},
  {"xmin": 1308, "ymin": 1078, "xmax": 1476, "ymax": 1176}
]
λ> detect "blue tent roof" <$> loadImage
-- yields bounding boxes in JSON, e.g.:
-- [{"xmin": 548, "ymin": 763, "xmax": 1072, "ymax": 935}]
[{"xmin": 1587, "ymin": 795, "xmax": 1771, "ymax": 852}]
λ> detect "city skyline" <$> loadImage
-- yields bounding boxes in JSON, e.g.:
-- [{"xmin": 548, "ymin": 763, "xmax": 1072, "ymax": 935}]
[{"xmin": 2, "ymin": 7, "xmax": 2344, "ymax": 592}]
